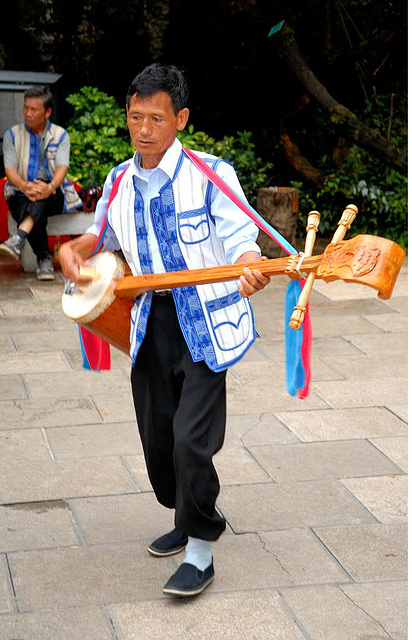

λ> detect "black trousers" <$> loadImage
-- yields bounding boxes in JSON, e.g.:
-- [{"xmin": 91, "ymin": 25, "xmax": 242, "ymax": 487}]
[
  {"xmin": 7, "ymin": 192, "xmax": 64, "ymax": 260},
  {"xmin": 131, "ymin": 294, "xmax": 227, "ymax": 541}
]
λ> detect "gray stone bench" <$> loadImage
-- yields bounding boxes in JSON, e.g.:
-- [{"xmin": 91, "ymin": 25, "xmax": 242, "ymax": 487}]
[{"xmin": 8, "ymin": 211, "xmax": 95, "ymax": 272}]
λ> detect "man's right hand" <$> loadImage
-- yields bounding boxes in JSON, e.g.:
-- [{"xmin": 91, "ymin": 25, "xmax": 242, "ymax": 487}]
[{"xmin": 58, "ymin": 235, "xmax": 97, "ymax": 285}]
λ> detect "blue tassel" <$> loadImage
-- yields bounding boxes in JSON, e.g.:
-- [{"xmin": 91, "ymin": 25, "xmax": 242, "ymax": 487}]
[
  {"xmin": 285, "ymin": 281, "xmax": 305, "ymax": 396},
  {"xmin": 78, "ymin": 325, "xmax": 92, "ymax": 370}
]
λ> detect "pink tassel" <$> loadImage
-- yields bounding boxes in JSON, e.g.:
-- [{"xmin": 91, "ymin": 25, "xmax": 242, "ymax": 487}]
[
  {"xmin": 79, "ymin": 325, "xmax": 111, "ymax": 370},
  {"xmin": 78, "ymin": 165, "xmax": 129, "ymax": 372},
  {"xmin": 297, "ymin": 302, "xmax": 312, "ymax": 399}
]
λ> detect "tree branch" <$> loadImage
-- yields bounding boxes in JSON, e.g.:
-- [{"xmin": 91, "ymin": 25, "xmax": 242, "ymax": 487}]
[
  {"xmin": 280, "ymin": 129, "xmax": 325, "ymax": 186},
  {"xmin": 271, "ymin": 23, "xmax": 407, "ymax": 173}
]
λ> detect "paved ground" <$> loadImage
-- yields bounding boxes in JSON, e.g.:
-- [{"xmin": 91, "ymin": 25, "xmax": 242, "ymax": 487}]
[{"xmin": 0, "ymin": 254, "xmax": 407, "ymax": 640}]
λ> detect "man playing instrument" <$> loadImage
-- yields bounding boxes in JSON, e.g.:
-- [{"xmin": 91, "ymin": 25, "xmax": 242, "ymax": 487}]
[{"xmin": 59, "ymin": 64, "xmax": 270, "ymax": 597}]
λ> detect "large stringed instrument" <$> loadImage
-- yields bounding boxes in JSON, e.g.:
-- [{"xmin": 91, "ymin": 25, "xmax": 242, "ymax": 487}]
[{"xmin": 62, "ymin": 205, "xmax": 405, "ymax": 355}]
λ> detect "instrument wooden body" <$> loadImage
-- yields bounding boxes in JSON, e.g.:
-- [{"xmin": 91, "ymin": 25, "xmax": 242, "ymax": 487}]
[
  {"xmin": 62, "ymin": 252, "xmax": 133, "ymax": 355},
  {"xmin": 62, "ymin": 233, "xmax": 405, "ymax": 355}
]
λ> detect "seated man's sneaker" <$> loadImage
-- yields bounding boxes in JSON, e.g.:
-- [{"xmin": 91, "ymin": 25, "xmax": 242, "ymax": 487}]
[
  {"xmin": 148, "ymin": 528, "xmax": 188, "ymax": 557},
  {"xmin": 0, "ymin": 234, "xmax": 26, "ymax": 260},
  {"xmin": 37, "ymin": 257, "xmax": 55, "ymax": 281},
  {"xmin": 163, "ymin": 561, "xmax": 215, "ymax": 597}
]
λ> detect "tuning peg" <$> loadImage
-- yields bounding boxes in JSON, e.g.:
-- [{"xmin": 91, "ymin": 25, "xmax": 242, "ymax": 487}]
[
  {"xmin": 331, "ymin": 204, "xmax": 358, "ymax": 244},
  {"xmin": 289, "ymin": 210, "xmax": 320, "ymax": 330}
]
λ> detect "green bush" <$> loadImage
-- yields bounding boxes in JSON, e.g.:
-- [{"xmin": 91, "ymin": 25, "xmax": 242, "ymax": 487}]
[
  {"xmin": 178, "ymin": 126, "xmax": 273, "ymax": 206},
  {"xmin": 290, "ymin": 95, "xmax": 407, "ymax": 249},
  {"xmin": 66, "ymin": 86, "xmax": 134, "ymax": 186},
  {"xmin": 66, "ymin": 89, "xmax": 272, "ymax": 206},
  {"xmin": 291, "ymin": 149, "xmax": 407, "ymax": 249}
]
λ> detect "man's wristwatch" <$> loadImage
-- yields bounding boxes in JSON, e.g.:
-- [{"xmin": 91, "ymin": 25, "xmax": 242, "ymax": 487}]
[{"xmin": 49, "ymin": 182, "xmax": 56, "ymax": 195}]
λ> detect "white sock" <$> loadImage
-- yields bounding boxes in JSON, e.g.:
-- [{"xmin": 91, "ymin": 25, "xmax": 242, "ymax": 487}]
[{"xmin": 184, "ymin": 536, "xmax": 212, "ymax": 571}]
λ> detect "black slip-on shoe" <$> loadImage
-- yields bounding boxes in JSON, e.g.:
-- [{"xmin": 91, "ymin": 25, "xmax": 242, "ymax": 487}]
[
  {"xmin": 163, "ymin": 561, "xmax": 215, "ymax": 597},
  {"xmin": 148, "ymin": 529, "xmax": 188, "ymax": 557}
]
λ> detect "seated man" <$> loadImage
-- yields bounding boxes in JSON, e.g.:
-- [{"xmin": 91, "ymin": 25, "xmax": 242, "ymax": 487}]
[{"xmin": 0, "ymin": 85, "xmax": 82, "ymax": 280}]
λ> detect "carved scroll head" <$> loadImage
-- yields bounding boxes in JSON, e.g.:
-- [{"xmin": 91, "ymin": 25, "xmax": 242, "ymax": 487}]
[
  {"xmin": 316, "ymin": 234, "xmax": 405, "ymax": 299},
  {"xmin": 318, "ymin": 241, "xmax": 380, "ymax": 279},
  {"xmin": 351, "ymin": 246, "xmax": 381, "ymax": 276}
]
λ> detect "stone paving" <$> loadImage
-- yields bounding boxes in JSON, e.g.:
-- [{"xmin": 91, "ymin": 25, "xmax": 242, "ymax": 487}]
[{"xmin": 0, "ymin": 255, "xmax": 407, "ymax": 639}]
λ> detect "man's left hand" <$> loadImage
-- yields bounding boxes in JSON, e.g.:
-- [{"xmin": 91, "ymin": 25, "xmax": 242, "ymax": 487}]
[{"xmin": 235, "ymin": 251, "xmax": 271, "ymax": 298}]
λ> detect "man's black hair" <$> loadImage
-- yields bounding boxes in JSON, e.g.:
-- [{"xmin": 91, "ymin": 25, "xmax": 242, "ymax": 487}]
[
  {"xmin": 24, "ymin": 86, "xmax": 53, "ymax": 110},
  {"xmin": 126, "ymin": 64, "xmax": 188, "ymax": 114}
]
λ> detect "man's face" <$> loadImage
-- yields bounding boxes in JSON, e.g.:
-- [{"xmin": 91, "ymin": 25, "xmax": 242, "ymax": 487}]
[
  {"xmin": 127, "ymin": 91, "xmax": 189, "ymax": 169},
  {"xmin": 23, "ymin": 98, "xmax": 51, "ymax": 133}
]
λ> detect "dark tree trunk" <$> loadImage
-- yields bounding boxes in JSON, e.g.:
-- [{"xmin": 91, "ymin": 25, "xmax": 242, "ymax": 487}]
[
  {"xmin": 72, "ymin": 3, "xmax": 97, "ymax": 80},
  {"xmin": 256, "ymin": 187, "xmax": 299, "ymax": 258},
  {"xmin": 143, "ymin": 0, "xmax": 170, "ymax": 62},
  {"xmin": 280, "ymin": 129, "xmax": 325, "ymax": 186},
  {"xmin": 324, "ymin": 0, "xmax": 333, "ymax": 58},
  {"xmin": 18, "ymin": 0, "xmax": 58, "ymax": 72},
  {"xmin": 272, "ymin": 23, "xmax": 407, "ymax": 173}
]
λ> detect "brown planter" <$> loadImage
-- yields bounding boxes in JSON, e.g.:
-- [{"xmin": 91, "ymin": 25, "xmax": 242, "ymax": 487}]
[{"xmin": 256, "ymin": 186, "xmax": 299, "ymax": 257}]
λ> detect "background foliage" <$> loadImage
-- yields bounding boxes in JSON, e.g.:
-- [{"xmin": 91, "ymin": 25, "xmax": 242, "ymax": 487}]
[
  {"xmin": 0, "ymin": 0, "xmax": 407, "ymax": 245},
  {"xmin": 66, "ymin": 87, "xmax": 133, "ymax": 186},
  {"xmin": 66, "ymin": 89, "xmax": 272, "ymax": 205},
  {"xmin": 177, "ymin": 126, "xmax": 273, "ymax": 206},
  {"xmin": 291, "ymin": 95, "xmax": 407, "ymax": 247}
]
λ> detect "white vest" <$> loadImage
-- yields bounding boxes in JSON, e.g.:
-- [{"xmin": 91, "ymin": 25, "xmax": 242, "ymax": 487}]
[
  {"xmin": 4, "ymin": 122, "xmax": 82, "ymax": 212},
  {"xmin": 107, "ymin": 150, "xmax": 257, "ymax": 372}
]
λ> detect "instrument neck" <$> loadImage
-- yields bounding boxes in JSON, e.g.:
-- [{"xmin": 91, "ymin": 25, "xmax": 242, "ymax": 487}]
[{"xmin": 115, "ymin": 254, "xmax": 321, "ymax": 298}]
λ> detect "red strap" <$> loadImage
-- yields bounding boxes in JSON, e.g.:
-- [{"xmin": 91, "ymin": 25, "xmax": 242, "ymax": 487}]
[
  {"xmin": 80, "ymin": 164, "xmax": 129, "ymax": 372},
  {"xmin": 89, "ymin": 164, "xmax": 129, "ymax": 257}
]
